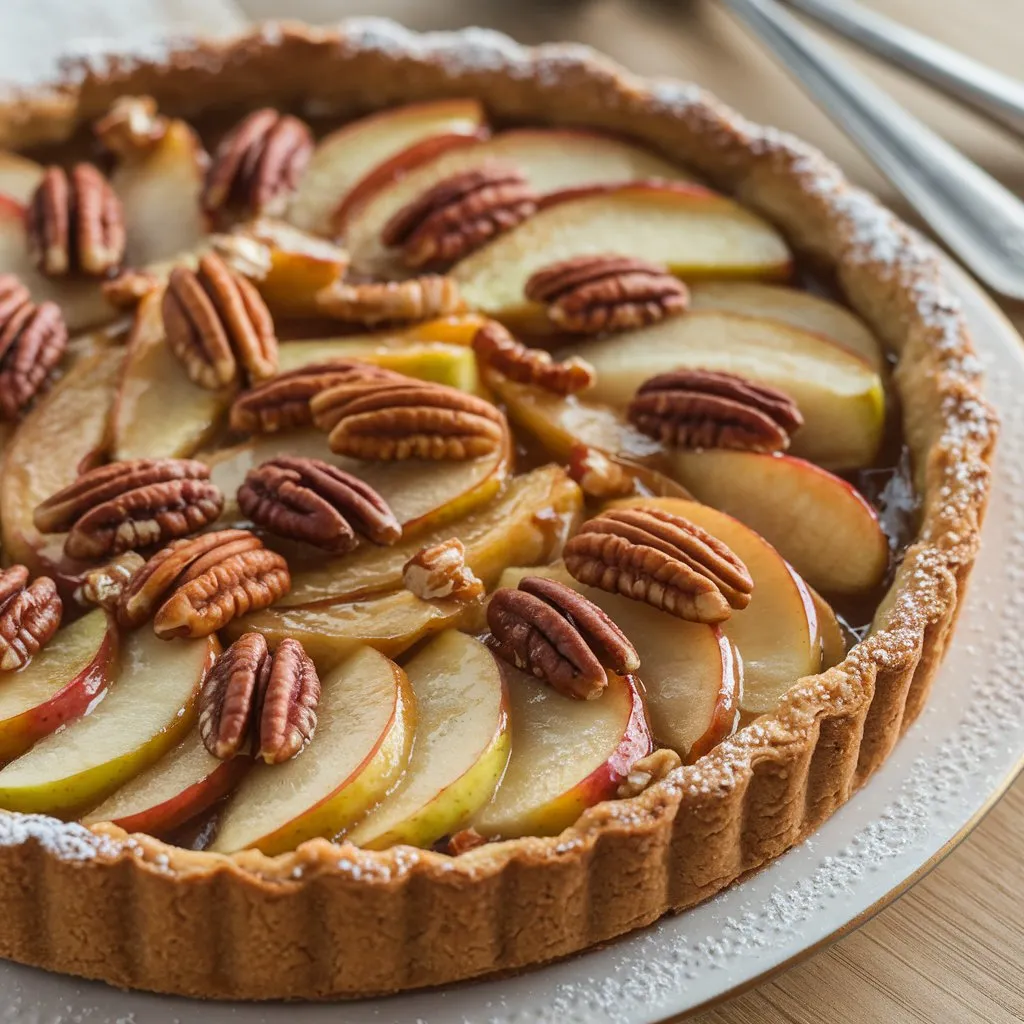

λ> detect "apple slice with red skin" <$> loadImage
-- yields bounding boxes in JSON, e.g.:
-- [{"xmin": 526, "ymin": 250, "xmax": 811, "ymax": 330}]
[
  {"xmin": 0, "ymin": 151, "xmax": 44, "ymax": 204},
  {"xmin": 346, "ymin": 132, "xmax": 702, "ymax": 277},
  {"xmin": 210, "ymin": 645, "xmax": 415, "ymax": 855},
  {"xmin": 287, "ymin": 98, "xmax": 489, "ymax": 235},
  {"xmin": 0, "ymin": 610, "xmax": 117, "ymax": 764},
  {"xmin": 472, "ymin": 662, "xmax": 651, "ymax": 839}
]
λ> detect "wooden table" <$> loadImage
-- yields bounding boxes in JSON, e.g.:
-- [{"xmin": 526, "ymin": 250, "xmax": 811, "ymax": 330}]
[{"xmin": 5, "ymin": 1, "xmax": 1024, "ymax": 1020}]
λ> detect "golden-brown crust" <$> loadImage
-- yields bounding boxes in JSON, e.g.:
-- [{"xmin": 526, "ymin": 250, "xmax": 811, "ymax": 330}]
[{"xmin": 0, "ymin": 19, "xmax": 997, "ymax": 1000}]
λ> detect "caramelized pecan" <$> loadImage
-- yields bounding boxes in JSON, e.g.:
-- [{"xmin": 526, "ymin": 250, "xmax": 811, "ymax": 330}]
[
  {"xmin": 202, "ymin": 109, "xmax": 314, "ymax": 221},
  {"xmin": 0, "ymin": 275, "xmax": 31, "ymax": 326},
  {"xmin": 566, "ymin": 444, "xmax": 636, "ymax": 501},
  {"xmin": 628, "ymin": 369, "xmax": 804, "ymax": 453},
  {"xmin": 102, "ymin": 269, "xmax": 161, "ymax": 310},
  {"xmin": 199, "ymin": 632, "xmax": 271, "ymax": 760},
  {"xmin": 472, "ymin": 321, "xmax": 594, "ymax": 395},
  {"xmin": 524, "ymin": 255, "xmax": 688, "ymax": 334},
  {"xmin": 163, "ymin": 253, "xmax": 278, "ymax": 390},
  {"xmin": 316, "ymin": 275, "xmax": 465, "ymax": 326},
  {"xmin": 238, "ymin": 456, "xmax": 401, "ymax": 554},
  {"xmin": 229, "ymin": 360, "xmax": 397, "ymax": 435},
  {"xmin": 0, "ymin": 567, "xmax": 62, "ymax": 671},
  {"xmin": 445, "ymin": 827, "xmax": 487, "ymax": 856},
  {"xmin": 381, "ymin": 161, "xmax": 537, "ymax": 270},
  {"xmin": 117, "ymin": 528, "xmax": 290, "ymax": 638},
  {"xmin": 0, "ymin": 299, "xmax": 68, "ymax": 418},
  {"xmin": 564, "ymin": 507, "xmax": 753, "ymax": 623},
  {"xmin": 34, "ymin": 458, "xmax": 223, "ymax": 561},
  {"xmin": 256, "ymin": 637, "xmax": 320, "ymax": 764},
  {"xmin": 311, "ymin": 373, "xmax": 508, "ymax": 461},
  {"xmin": 27, "ymin": 164, "xmax": 126, "ymax": 278},
  {"xmin": 487, "ymin": 575, "xmax": 639, "ymax": 700},
  {"xmin": 94, "ymin": 96, "xmax": 167, "ymax": 157},
  {"xmin": 403, "ymin": 538, "xmax": 485, "ymax": 602},
  {"xmin": 74, "ymin": 551, "xmax": 147, "ymax": 612}
]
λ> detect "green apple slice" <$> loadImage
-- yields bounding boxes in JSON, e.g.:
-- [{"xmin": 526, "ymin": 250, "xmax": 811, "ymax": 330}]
[{"xmin": 347, "ymin": 631, "xmax": 510, "ymax": 849}]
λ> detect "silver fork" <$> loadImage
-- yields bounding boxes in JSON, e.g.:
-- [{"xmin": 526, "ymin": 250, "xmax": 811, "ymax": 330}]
[{"xmin": 720, "ymin": 0, "xmax": 1024, "ymax": 301}]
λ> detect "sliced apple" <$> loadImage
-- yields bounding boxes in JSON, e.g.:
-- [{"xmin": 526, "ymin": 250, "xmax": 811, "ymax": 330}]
[
  {"xmin": 288, "ymin": 98, "xmax": 489, "ymax": 235},
  {"xmin": 210, "ymin": 645, "xmax": 414, "ymax": 855},
  {"xmin": 0, "ymin": 151, "xmax": 44, "ymax": 204},
  {"xmin": 568, "ymin": 310, "xmax": 885, "ymax": 469},
  {"xmin": 280, "ymin": 463, "xmax": 581, "ymax": 607},
  {"xmin": 205, "ymin": 427, "xmax": 509, "ymax": 536},
  {"xmin": 347, "ymin": 134, "xmax": 701, "ymax": 277},
  {"xmin": 347, "ymin": 631, "xmax": 510, "ymax": 849},
  {"xmin": 813, "ymin": 589, "xmax": 848, "ymax": 670},
  {"xmin": 0, "ymin": 347, "xmax": 124, "ymax": 576},
  {"xmin": 81, "ymin": 725, "xmax": 248, "ymax": 836},
  {"xmin": 111, "ymin": 288, "xmax": 233, "ymax": 460},
  {"xmin": 688, "ymin": 281, "xmax": 885, "ymax": 371},
  {"xmin": 0, "ymin": 610, "xmax": 117, "ymax": 764},
  {"xmin": 473, "ymin": 663, "xmax": 650, "ymax": 839},
  {"xmin": 111, "ymin": 117, "xmax": 209, "ymax": 267},
  {"xmin": 0, "ymin": 195, "xmax": 113, "ymax": 332},
  {"xmin": 667, "ymin": 450, "xmax": 889, "ymax": 596},
  {"xmin": 0, "ymin": 629, "xmax": 216, "ymax": 817},
  {"xmin": 225, "ymin": 589, "xmax": 463, "ymax": 668}
]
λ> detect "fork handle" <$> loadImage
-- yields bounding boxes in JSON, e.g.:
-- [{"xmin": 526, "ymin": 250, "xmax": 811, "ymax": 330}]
[
  {"xmin": 720, "ymin": 0, "xmax": 1024, "ymax": 301},
  {"xmin": 783, "ymin": 0, "xmax": 1024, "ymax": 138}
]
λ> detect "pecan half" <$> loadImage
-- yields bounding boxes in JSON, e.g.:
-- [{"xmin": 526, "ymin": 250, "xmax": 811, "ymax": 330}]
[
  {"xmin": 524, "ymin": 255, "xmax": 689, "ymax": 334},
  {"xmin": 74, "ymin": 551, "xmax": 147, "ymax": 612},
  {"xmin": 566, "ymin": 444, "xmax": 636, "ymax": 501},
  {"xmin": 0, "ymin": 299, "xmax": 68, "ymax": 419},
  {"xmin": 199, "ymin": 631, "xmax": 270, "ymax": 760},
  {"xmin": 0, "ymin": 275, "xmax": 31, "ymax": 326},
  {"xmin": 238, "ymin": 456, "xmax": 401, "ymax": 554},
  {"xmin": 229, "ymin": 360, "xmax": 397, "ymax": 435},
  {"xmin": 487, "ymin": 575, "xmax": 639, "ymax": 700},
  {"xmin": 403, "ymin": 538, "xmax": 485, "ymax": 602},
  {"xmin": 0, "ymin": 567, "xmax": 62, "ymax": 671},
  {"xmin": 27, "ymin": 164, "xmax": 126, "ymax": 278},
  {"xmin": 628, "ymin": 369, "xmax": 804, "ymax": 453},
  {"xmin": 117, "ymin": 528, "xmax": 290, "ymax": 638},
  {"xmin": 564, "ymin": 507, "xmax": 753, "ymax": 623},
  {"xmin": 94, "ymin": 96, "xmax": 167, "ymax": 157},
  {"xmin": 381, "ymin": 161, "xmax": 538, "ymax": 270},
  {"xmin": 445, "ymin": 827, "xmax": 487, "ymax": 856},
  {"xmin": 102, "ymin": 269, "xmax": 161, "ymax": 311},
  {"xmin": 34, "ymin": 458, "xmax": 223, "ymax": 561},
  {"xmin": 472, "ymin": 321, "xmax": 594, "ymax": 395},
  {"xmin": 163, "ymin": 252, "xmax": 278, "ymax": 390},
  {"xmin": 616, "ymin": 747, "xmax": 682, "ymax": 799},
  {"xmin": 202, "ymin": 109, "xmax": 314, "ymax": 221},
  {"xmin": 256, "ymin": 637, "xmax": 320, "ymax": 764},
  {"xmin": 316, "ymin": 275, "xmax": 465, "ymax": 326},
  {"xmin": 311, "ymin": 373, "xmax": 508, "ymax": 461}
]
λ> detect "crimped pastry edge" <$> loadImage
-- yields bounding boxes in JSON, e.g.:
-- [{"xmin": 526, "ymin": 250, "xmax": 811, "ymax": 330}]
[{"xmin": 0, "ymin": 19, "xmax": 997, "ymax": 1000}]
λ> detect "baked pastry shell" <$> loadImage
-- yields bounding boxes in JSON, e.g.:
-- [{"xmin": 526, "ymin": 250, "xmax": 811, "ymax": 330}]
[{"xmin": 0, "ymin": 19, "xmax": 997, "ymax": 1000}]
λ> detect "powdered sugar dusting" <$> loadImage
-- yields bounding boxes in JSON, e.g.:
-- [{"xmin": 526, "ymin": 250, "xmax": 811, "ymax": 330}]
[{"xmin": 0, "ymin": 814, "xmax": 124, "ymax": 862}]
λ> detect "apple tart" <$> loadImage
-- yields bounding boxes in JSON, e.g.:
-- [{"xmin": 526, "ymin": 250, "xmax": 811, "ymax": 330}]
[{"xmin": 0, "ymin": 19, "xmax": 996, "ymax": 1001}]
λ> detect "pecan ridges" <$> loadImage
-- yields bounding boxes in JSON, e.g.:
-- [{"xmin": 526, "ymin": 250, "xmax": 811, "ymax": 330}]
[
  {"xmin": 257, "ymin": 637, "xmax": 320, "ymax": 764},
  {"xmin": 199, "ymin": 631, "xmax": 270, "ymax": 760},
  {"xmin": 524, "ymin": 254, "xmax": 689, "ymax": 334},
  {"xmin": 27, "ymin": 164, "xmax": 126, "ymax": 278},
  {"xmin": 163, "ymin": 253, "xmax": 278, "ymax": 390},
  {"xmin": 202, "ymin": 109, "xmax": 314, "ymax": 221},
  {"xmin": 316, "ymin": 276, "xmax": 466, "ymax": 326},
  {"xmin": 403, "ymin": 538, "xmax": 485, "ymax": 602},
  {"xmin": 238, "ymin": 456, "xmax": 402, "ymax": 554},
  {"xmin": 628, "ymin": 369, "xmax": 804, "ymax": 453},
  {"xmin": 381, "ymin": 161, "xmax": 538, "ymax": 270},
  {"xmin": 564, "ymin": 507, "xmax": 753, "ymax": 623},
  {"xmin": 487, "ymin": 575, "xmax": 639, "ymax": 700},
  {"xmin": 311, "ymin": 373, "xmax": 508, "ymax": 461},
  {"xmin": 0, "ymin": 297, "xmax": 68, "ymax": 419},
  {"xmin": 0, "ymin": 566, "xmax": 62, "ymax": 671},
  {"xmin": 472, "ymin": 321, "xmax": 594, "ymax": 395},
  {"xmin": 34, "ymin": 458, "xmax": 223, "ymax": 561}
]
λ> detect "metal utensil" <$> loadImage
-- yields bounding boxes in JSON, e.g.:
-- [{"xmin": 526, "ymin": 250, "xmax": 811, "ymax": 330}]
[
  {"xmin": 782, "ymin": 0, "xmax": 1024, "ymax": 139},
  {"xmin": 720, "ymin": 0, "xmax": 1024, "ymax": 301}
]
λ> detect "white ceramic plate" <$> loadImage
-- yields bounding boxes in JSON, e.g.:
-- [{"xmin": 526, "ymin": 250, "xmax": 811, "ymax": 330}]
[{"xmin": 0, "ymin": 262, "xmax": 1021, "ymax": 1023}]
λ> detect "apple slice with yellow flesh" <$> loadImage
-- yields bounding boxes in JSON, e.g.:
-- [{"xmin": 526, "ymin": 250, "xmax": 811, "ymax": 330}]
[
  {"xmin": 0, "ymin": 347, "xmax": 124, "ymax": 576},
  {"xmin": 287, "ymin": 98, "xmax": 489, "ymax": 234},
  {"xmin": 210, "ymin": 645, "xmax": 415, "ymax": 855},
  {"xmin": 111, "ymin": 288, "xmax": 233, "ymax": 460},
  {"xmin": 814, "ymin": 589, "xmax": 848, "ymax": 669},
  {"xmin": 0, "ymin": 151, "xmax": 44, "ymax": 204},
  {"xmin": 472, "ymin": 663, "xmax": 651, "ymax": 839},
  {"xmin": 667, "ymin": 450, "xmax": 889, "ymax": 596},
  {"xmin": 0, "ymin": 610, "xmax": 117, "ymax": 764},
  {"xmin": 225, "ymin": 589, "xmax": 463, "ymax": 668},
  {"xmin": 280, "ymin": 463, "xmax": 582, "ymax": 607},
  {"xmin": 347, "ymin": 631, "xmax": 510, "ymax": 849},
  {"xmin": 81, "ymin": 725, "xmax": 249, "ymax": 836},
  {"xmin": 0, "ymin": 629, "xmax": 216, "ymax": 818},
  {"xmin": 568, "ymin": 310, "xmax": 885, "ymax": 469},
  {"xmin": 205, "ymin": 427, "xmax": 510, "ymax": 537},
  {"xmin": 450, "ymin": 184, "xmax": 791, "ymax": 326},
  {"xmin": 688, "ymin": 281, "xmax": 885, "ymax": 371}
]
